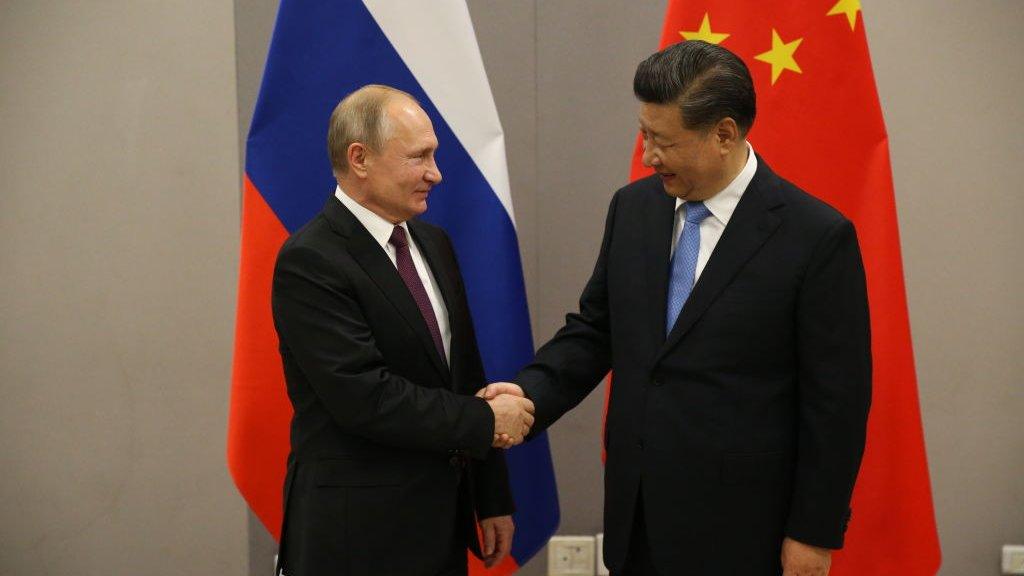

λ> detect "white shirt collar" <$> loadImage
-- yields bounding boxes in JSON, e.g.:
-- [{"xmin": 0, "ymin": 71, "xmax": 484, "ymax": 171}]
[
  {"xmin": 334, "ymin": 185, "xmax": 409, "ymax": 250},
  {"xmin": 674, "ymin": 142, "xmax": 757, "ymax": 226}
]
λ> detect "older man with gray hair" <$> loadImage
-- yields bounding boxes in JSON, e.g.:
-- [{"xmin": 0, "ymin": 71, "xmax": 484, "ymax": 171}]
[{"xmin": 271, "ymin": 84, "xmax": 534, "ymax": 576}]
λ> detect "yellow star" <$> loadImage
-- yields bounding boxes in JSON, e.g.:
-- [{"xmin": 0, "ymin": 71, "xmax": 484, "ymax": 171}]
[
  {"xmin": 827, "ymin": 0, "xmax": 861, "ymax": 31},
  {"xmin": 754, "ymin": 29, "xmax": 803, "ymax": 85},
  {"xmin": 679, "ymin": 12, "xmax": 730, "ymax": 45}
]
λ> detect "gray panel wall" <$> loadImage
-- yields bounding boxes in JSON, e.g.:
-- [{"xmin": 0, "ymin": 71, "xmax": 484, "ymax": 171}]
[
  {"xmin": 867, "ymin": 3, "xmax": 1024, "ymax": 573},
  {"xmin": 0, "ymin": 0, "xmax": 247, "ymax": 574}
]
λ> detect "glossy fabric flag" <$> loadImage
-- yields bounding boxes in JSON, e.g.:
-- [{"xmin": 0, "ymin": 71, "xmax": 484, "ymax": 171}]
[
  {"xmin": 226, "ymin": 1, "xmax": 559, "ymax": 572},
  {"xmin": 625, "ymin": 1, "xmax": 940, "ymax": 573}
]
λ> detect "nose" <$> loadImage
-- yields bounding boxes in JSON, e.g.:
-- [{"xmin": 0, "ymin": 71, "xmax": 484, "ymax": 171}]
[
  {"xmin": 425, "ymin": 159, "xmax": 442, "ymax": 184},
  {"xmin": 640, "ymin": 139, "xmax": 658, "ymax": 168}
]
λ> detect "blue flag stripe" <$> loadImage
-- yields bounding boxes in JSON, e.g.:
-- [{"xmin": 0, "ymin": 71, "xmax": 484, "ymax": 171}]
[{"xmin": 246, "ymin": 0, "xmax": 558, "ymax": 564}]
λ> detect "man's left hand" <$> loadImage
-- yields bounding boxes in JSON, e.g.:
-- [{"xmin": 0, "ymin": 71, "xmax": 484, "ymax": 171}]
[
  {"xmin": 479, "ymin": 515, "xmax": 514, "ymax": 568},
  {"xmin": 477, "ymin": 382, "xmax": 524, "ymax": 400},
  {"xmin": 781, "ymin": 537, "xmax": 831, "ymax": 576}
]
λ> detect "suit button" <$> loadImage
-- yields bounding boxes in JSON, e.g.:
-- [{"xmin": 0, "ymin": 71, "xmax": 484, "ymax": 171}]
[
  {"xmin": 652, "ymin": 379, "xmax": 662, "ymax": 387},
  {"xmin": 636, "ymin": 439, "xmax": 644, "ymax": 450},
  {"xmin": 448, "ymin": 450, "xmax": 467, "ymax": 469}
]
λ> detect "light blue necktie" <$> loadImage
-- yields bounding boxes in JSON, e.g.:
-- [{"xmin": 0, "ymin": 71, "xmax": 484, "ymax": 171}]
[{"xmin": 666, "ymin": 201, "xmax": 712, "ymax": 334}]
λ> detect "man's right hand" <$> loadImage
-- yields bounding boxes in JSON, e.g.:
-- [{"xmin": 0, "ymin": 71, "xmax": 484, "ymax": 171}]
[
  {"xmin": 486, "ymin": 393, "xmax": 534, "ymax": 448},
  {"xmin": 781, "ymin": 537, "xmax": 832, "ymax": 576}
]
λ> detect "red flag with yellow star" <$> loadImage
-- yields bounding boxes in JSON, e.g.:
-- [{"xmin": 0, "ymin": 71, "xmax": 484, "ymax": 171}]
[{"xmin": 627, "ymin": 1, "xmax": 942, "ymax": 573}]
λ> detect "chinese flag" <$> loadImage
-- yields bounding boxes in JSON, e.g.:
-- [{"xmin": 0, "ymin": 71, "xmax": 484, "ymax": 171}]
[{"xmin": 627, "ymin": 1, "xmax": 942, "ymax": 573}]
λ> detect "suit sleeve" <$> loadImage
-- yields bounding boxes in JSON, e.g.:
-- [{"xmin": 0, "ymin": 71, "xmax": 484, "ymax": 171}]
[
  {"xmin": 271, "ymin": 243, "xmax": 494, "ymax": 460},
  {"xmin": 471, "ymin": 451, "xmax": 515, "ymax": 519},
  {"xmin": 514, "ymin": 191, "xmax": 619, "ymax": 433},
  {"xmin": 785, "ymin": 218, "xmax": 872, "ymax": 549}
]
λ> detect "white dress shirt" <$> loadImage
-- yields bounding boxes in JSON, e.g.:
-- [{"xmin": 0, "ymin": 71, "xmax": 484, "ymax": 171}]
[
  {"xmin": 335, "ymin": 186, "xmax": 451, "ymax": 362},
  {"xmin": 670, "ymin": 143, "xmax": 758, "ymax": 282}
]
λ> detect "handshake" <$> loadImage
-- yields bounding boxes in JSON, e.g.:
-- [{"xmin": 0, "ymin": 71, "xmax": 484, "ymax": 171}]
[{"xmin": 477, "ymin": 383, "xmax": 534, "ymax": 449}]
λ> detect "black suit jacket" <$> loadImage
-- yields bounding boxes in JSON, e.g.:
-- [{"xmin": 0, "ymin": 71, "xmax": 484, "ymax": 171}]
[
  {"xmin": 516, "ymin": 157, "xmax": 871, "ymax": 575},
  {"xmin": 271, "ymin": 197, "xmax": 514, "ymax": 576}
]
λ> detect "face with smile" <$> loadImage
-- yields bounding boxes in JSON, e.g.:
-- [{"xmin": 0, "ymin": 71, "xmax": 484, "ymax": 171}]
[
  {"xmin": 638, "ymin": 101, "xmax": 736, "ymax": 202},
  {"xmin": 355, "ymin": 99, "xmax": 442, "ymax": 224}
]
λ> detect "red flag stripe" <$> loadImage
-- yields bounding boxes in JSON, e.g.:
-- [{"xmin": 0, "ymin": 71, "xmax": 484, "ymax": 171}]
[{"xmin": 226, "ymin": 176, "xmax": 292, "ymax": 539}]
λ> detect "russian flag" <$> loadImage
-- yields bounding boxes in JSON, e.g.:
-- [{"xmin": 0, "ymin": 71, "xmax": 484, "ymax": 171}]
[{"xmin": 226, "ymin": 1, "xmax": 559, "ymax": 572}]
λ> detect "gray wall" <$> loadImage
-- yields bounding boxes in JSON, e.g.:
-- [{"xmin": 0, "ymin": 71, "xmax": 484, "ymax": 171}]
[
  {"xmin": 1, "ymin": 1, "xmax": 1020, "ymax": 575},
  {"xmin": 869, "ymin": 3, "xmax": 1024, "ymax": 572},
  {"xmin": 0, "ymin": 1, "xmax": 247, "ymax": 574}
]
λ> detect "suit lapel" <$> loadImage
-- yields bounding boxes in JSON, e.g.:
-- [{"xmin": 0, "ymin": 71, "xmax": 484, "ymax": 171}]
[
  {"xmin": 644, "ymin": 190, "xmax": 677, "ymax": 348},
  {"xmin": 655, "ymin": 161, "xmax": 784, "ymax": 365},
  {"xmin": 323, "ymin": 199, "xmax": 451, "ymax": 383}
]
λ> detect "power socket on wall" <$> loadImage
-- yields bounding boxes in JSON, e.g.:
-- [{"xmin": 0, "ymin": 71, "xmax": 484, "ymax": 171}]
[
  {"xmin": 1004, "ymin": 545, "xmax": 1024, "ymax": 575},
  {"xmin": 548, "ymin": 535, "xmax": 596, "ymax": 576}
]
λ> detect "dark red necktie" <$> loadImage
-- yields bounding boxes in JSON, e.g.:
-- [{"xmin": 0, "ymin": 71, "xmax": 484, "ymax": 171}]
[{"xmin": 389, "ymin": 225, "xmax": 446, "ymax": 361}]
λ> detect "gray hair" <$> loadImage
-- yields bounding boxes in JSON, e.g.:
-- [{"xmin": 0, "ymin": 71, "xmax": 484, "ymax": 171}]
[{"xmin": 327, "ymin": 84, "xmax": 418, "ymax": 175}]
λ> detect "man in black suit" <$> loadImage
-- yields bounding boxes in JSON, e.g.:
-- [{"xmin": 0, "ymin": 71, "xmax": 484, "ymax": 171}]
[
  {"xmin": 482, "ymin": 41, "xmax": 871, "ymax": 575},
  {"xmin": 271, "ymin": 84, "xmax": 535, "ymax": 576}
]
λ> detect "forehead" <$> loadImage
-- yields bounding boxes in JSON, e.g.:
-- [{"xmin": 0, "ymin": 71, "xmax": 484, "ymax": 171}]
[
  {"xmin": 386, "ymin": 100, "xmax": 437, "ymax": 144},
  {"xmin": 638, "ymin": 101, "xmax": 685, "ymax": 134}
]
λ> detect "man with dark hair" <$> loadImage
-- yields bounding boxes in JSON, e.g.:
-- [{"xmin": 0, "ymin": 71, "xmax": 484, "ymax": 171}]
[
  {"xmin": 272, "ymin": 85, "xmax": 536, "ymax": 576},
  {"xmin": 482, "ymin": 41, "xmax": 871, "ymax": 575}
]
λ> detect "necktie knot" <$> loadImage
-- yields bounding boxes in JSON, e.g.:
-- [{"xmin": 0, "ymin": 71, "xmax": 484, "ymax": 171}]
[
  {"xmin": 389, "ymin": 225, "xmax": 409, "ymax": 248},
  {"xmin": 684, "ymin": 201, "xmax": 712, "ymax": 224}
]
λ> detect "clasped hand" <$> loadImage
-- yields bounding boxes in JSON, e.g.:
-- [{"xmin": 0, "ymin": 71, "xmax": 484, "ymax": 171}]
[{"xmin": 477, "ymin": 382, "xmax": 532, "ymax": 448}]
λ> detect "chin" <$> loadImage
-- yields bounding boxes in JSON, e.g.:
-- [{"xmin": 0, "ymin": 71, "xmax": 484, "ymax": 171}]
[{"xmin": 671, "ymin": 184, "xmax": 702, "ymax": 201}]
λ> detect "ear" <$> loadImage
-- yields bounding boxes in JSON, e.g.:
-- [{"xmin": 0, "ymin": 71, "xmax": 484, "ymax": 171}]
[
  {"xmin": 347, "ymin": 142, "xmax": 370, "ymax": 178},
  {"xmin": 715, "ymin": 118, "xmax": 740, "ymax": 153}
]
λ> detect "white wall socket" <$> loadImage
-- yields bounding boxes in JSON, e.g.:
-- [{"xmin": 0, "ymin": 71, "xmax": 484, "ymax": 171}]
[
  {"xmin": 548, "ymin": 535, "xmax": 596, "ymax": 576},
  {"xmin": 1004, "ymin": 545, "xmax": 1024, "ymax": 574},
  {"xmin": 595, "ymin": 533, "xmax": 609, "ymax": 576}
]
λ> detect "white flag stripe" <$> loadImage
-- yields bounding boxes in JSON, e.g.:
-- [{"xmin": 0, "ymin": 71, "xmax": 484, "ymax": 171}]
[{"xmin": 363, "ymin": 0, "xmax": 516, "ymax": 224}]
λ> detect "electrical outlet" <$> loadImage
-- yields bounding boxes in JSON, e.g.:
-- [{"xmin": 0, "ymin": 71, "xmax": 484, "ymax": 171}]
[
  {"xmin": 595, "ymin": 533, "xmax": 609, "ymax": 576},
  {"xmin": 1004, "ymin": 545, "xmax": 1024, "ymax": 574},
  {"xmin": 548, "ymin": 535, "xmax": 596, "ymax": 576}
]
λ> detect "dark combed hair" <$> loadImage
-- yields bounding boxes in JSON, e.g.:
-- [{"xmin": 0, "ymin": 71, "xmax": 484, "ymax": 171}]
[{"xmin": 634, "ymin": 40, "xmax": 756, "ymax": 136}]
